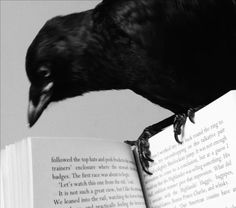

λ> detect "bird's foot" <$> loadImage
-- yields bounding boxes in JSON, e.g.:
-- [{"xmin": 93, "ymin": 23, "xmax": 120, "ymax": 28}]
[
  {"xmin": 125, "ymin": 116, "xmax": 177, "ymax": 175},
  {"xmin": 174, "ymin": 108, "xmax": 196, "ymax": 144},
  {"xmin": 125, "ymin": 128, "xmax": 154, "ymax": 175},
  {"xmin": 125, "ymin": 107, "xmax": 199, "ymax": 174}
]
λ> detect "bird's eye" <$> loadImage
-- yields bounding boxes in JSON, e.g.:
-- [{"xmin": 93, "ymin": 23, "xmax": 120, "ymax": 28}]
[{"xmin": 37, "ymin": 66, "xmax": 51, "ymax": 78}]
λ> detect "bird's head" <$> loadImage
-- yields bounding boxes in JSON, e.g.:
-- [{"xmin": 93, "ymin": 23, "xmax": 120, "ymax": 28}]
[{"xmin": 26, "ymin": 12, "xmax": 96, "ymax": 127}]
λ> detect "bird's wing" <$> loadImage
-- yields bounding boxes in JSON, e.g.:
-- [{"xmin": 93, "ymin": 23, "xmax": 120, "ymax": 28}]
[
  {"xmin": 92, "ymin": 0, "xmax": 165, "ymax": 48},
  {"xmin": 92, "ymin": 0, "xmax": 207, "ymax": 52}
]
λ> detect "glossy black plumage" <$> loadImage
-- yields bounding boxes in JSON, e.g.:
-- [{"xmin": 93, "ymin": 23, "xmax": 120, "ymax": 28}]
[{"xmin": 26, "ymin": 0, "xmax": 236, "ymax": 173}]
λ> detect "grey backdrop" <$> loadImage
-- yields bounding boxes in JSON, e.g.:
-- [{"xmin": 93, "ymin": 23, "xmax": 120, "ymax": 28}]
[{"xmin": 0, "ymin": 1, "xmax": 171, "ymax": 148}]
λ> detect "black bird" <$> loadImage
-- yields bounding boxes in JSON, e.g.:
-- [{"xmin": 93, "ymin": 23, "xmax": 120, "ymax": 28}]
[{"xmin": 26, "ymin": 0, "xmax": 236, "ymax": 174}]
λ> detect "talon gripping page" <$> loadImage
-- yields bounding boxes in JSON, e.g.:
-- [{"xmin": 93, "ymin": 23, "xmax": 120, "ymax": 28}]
[
  {"xmin": 142, "ymin": 90, "xmax": 236, "ymax": 208},
  {"xmin": 1, "ymin": 90, "xmax": 236, "ymax": 208}
]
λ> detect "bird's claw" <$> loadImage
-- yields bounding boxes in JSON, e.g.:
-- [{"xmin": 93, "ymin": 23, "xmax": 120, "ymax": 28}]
[
  {"xmin": 174, "ymin": 113, "xmax": 186, "ymax": 144},
  {"xmin": 124, "ymin": 140, "xmax": 137, "ymax": 146},
  {"xmin": 125, "ymin": 107, "xmax": 198, "ymax": 174},
  {"xmin": 187, "ymin": 108, "xmax": 195, "ymax": 123},
  {"xmin": 174, "ymin": 108, "xmax": 196, "ymax": 144},
  {"xmin": 125, "ymin": 129, "xmax": 154, "ymax": 175}
]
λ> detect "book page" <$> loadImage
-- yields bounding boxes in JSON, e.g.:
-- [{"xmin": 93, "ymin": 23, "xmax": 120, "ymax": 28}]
[
  {"xmin": 143, "ymin": 91, "xmax": 236, "ymax": 208},
  {"xmin": 1, "ymin": 149, "xmax": 6, "ymax": 208},
  {"xmin": 29, "ymin": 137, "xmax": 146, "ymax": 208}
]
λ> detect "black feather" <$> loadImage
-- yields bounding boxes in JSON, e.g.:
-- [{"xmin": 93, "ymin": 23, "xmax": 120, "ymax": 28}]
[{"xmin": 26, "ymin": 0, "xmax": 236, "ymax": 126}]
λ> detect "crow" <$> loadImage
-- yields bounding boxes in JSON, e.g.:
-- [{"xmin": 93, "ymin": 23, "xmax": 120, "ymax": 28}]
[{"xmin": 26, "ymin": 0, "xmax": 236, "ymax": 174}]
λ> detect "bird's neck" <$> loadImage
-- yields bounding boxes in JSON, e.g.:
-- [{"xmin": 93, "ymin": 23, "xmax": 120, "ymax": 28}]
[
  {"xmin": 83, "ymin": 40, "xmax": 133, "ymax": 92},
  {"xmin": 86, "ymin": 59, "xmax": 129, "ymax": 92},
  {"xmin": 72, "ymin": 15, "xmax": 151, "ymax": 93}
]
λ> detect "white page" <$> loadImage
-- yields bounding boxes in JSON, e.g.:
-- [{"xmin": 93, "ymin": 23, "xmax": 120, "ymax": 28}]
[
  {"xmin": 5, "ymin": 145, "xmax": 15, "ymax": 208},
  {"xmin": 1, "ymin": 149, "xmax": 6, "ymax": 208},
  {"xmin": 29, "ymin": 137, "xmax": 146, "ymax": 208},
  {"xmin": 143, "ymin": 91, "xmax": 236, "ymax": 208}
]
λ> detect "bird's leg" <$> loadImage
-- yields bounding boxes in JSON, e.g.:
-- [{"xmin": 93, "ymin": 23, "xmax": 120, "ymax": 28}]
[
  {"xmin": 125, "ymin": 116, "xmax": 175, "ymax": 175},
  {"xmin": 174, "ymin": 107, "xmax": 202, "ymax": 144},
  {"xmin": 125, "ymin": 107, "xmax": 203, "ymax": 174}
]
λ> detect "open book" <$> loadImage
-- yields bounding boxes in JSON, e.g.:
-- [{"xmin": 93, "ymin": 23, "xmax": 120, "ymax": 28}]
[{"xmin": 1, "ymin": 90, "xmax": 236, "ymax": 208}]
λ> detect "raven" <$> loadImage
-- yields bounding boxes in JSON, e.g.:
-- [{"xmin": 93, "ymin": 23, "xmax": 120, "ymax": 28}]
[{"xmin": 26, "ymin": 0, "xmax": 236, "ymax": 174}]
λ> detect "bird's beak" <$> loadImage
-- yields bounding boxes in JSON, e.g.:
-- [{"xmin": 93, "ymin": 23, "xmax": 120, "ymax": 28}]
[{"xmin": 28, "ymin": 82, "xmax": 53, "ymax": 127}]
